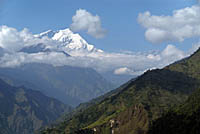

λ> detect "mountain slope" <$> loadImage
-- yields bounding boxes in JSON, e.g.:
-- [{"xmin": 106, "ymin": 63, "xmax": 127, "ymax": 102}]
[
  {"xmin": 165, "ymin": 48, "xmax": 200, "ymax": 80},
  {"xmin": 148, "ymin": 87, "xmax": 200, "ymax": 134},
  {"xmin": 0, "ymin": 63, "xmax": 114, "ymax": 106},
  {"xmin": 42, "ymin": 48, "xmax": 200, "ymax": 134},
  {"xmin": 0, "ymin": 79, "xmax": 71, "ymax": 134}
]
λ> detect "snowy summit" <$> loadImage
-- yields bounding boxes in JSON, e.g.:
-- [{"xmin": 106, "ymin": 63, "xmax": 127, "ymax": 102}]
[{"xmin": 35, "ymin": 28, "xmax": 103, "ymax": 55}]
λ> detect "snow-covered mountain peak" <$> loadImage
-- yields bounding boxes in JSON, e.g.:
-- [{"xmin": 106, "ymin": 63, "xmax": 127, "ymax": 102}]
[
  {"xmin": 52, "ymin": 28, "xmax": 73, "ymax": 41},
  {"xmin": 35, "ymin": 28, "xmax": 103, "ymax": 54}
]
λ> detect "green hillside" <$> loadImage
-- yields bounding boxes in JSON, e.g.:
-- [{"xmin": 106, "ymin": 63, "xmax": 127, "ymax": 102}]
[
  {"xmin": 148, "ymin": 87, "xmax": 200, "ymax": 134},
  {"xmin": 42, "ymin": 48, "xmax": 200, "ymax": 134}
]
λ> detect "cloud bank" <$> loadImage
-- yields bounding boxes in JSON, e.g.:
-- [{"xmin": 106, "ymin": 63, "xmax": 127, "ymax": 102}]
[
  {"xmin": 138, "ymin": 5, "xmax": 200, "ymax": 44},
  {"xmin": 0, "ymin": 25, "xmax": 196, "ymax": 76},
  {"xmin": 0, "ymin": 45, "xmax": 190, "ymax": 76},
  {"xmin": 70, "ymin": 9, "xmax": 106, "ymax": 39}
]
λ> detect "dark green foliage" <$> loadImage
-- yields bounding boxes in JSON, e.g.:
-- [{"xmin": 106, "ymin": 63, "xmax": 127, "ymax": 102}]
[
  {"xmin": 148, "ymin": 88, "xmax": 200, "ymax": 134},
  {"xmin": 149, "ymin": 111, "xmax": 200, "ymax": 134},
  {"xmin": 134, "ymin": 69, "xmax": 198, "ymax": 94},
  {"xmin": 74, "ymin": 129, "xmax": 94, "ymax": 134}
]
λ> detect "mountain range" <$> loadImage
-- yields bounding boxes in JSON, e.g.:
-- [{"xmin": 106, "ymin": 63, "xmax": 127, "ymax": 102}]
[
  {"xmin": 0, "ymin": 27, "xmax": 137, "ymax": 107},
  {"xmin": 41, "ymin": 48, "xmax": 200, "ymax": 133},
  {"xmin": 36, "ymin": 28, "xmax": 136, "ymax": 86},
  {"xmin": 2, "ymin": 27, "xmax": 198, "ymax": 134},
  {"xmin": 0, "ymin": 28, "xmax": 118, "ymax": 134},
  {"xmin": 0, "ymin": 63, "xmax": 114, "ymax": 106},
  {"xmin": 0, "ymin": 27, "xmax": 135, "ymax": 88},
  {"xmin": 0, "ymin": 78, "xmax": 71, "ymax": 134}
]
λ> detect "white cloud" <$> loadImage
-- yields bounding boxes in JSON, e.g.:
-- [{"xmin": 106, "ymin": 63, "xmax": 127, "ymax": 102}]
[
  {"xmin": 114, "ymin": 67, "xmax": 144, "ymax": 76},
  {"xmin": 138, "ymin": 5, "xmax": 200, "ymax": 44},
  {"xmin": 0, "ymin": 44, "xmax": 190, "ymax": 76},
  {"xmin": 161, "ymin": 44, "xmax": 185, "ymax": 59},
  {"xmin": 114, "ymin": 67, "xmax": 133, "ymax": 75},
  {"xmin": 0, "ymin": 26, "xmax": 28, "ymax": 52},
  {"xmin": 0, "ymin": 25, "xmax": 58, "ymax": 52},
  {"xmin": 70, "ymin": 9, "xmax": 106, "ymax": 38},
  {"xmin": 0, "ymin": 52, "xmax": 69, "ymax": 68},
  {"xmin": 188, "ymin": 41, "xmax": 200, "ymax": 54}
]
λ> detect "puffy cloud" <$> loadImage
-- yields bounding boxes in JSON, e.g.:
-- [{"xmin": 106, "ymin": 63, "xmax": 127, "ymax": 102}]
[
  {"xmin": 0, "ymin": 26, "xmax": 28, "ymax": 52},
  {"xmin": 0, "ymin": 25, "xmax": 57, "ymax": 52},
  {"xmin": 161, "ymin": 44, "xmax": 185, "ymax": 59},
  {"xmin": 138, "ymin": 5, "xmax": 200, "ymax": 44},
  {"xmin": 114, "ymin": 67, "xmax": 133, "ymax": 75},
  {"xmin": 70, "ymin": 9, "xmax": 106, "ymax": 38},
  {"xmin": 114, "ymin": 67, "xmax": 144, "ymax": 76}
]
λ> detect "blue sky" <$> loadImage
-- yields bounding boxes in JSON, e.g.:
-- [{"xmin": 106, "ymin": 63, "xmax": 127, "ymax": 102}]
[{"xmin": 0, "ymin": 0, "xmax": 199, "ymax": 52}]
